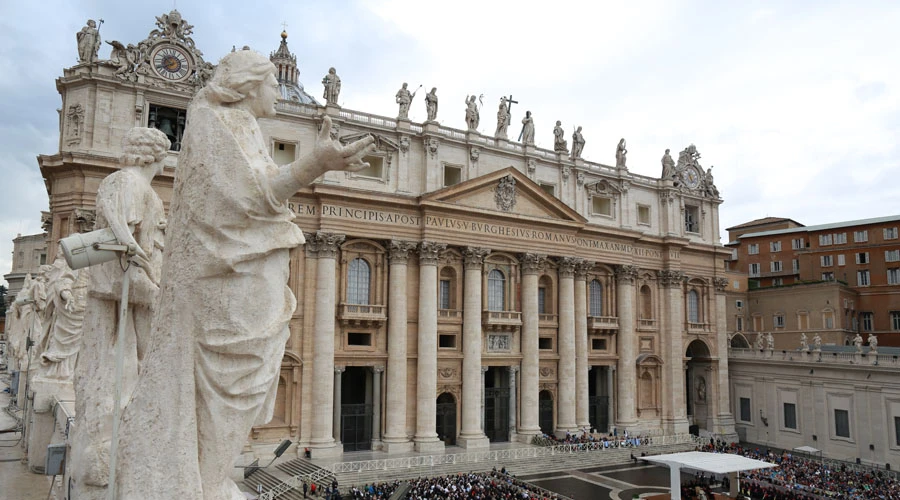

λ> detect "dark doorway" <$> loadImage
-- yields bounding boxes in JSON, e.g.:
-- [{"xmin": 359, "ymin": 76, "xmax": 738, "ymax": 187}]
[
  {"xmin": 484, "ymin": 367, "xmax": 510, "ymax": 442},
  {"xmin": 341, "ymin": 367, "xmax": 372, "ymax": 452},
  {"xmin": 539, "ymin": 390, "xmax": 554, "ymax": 435},
  {"xmin": 436, "ymin": 392, "xmax": 457, "ymax": 446},
  {"xmin": 588, "ymin": 368, "xmax": 609, "ymax": 433}
]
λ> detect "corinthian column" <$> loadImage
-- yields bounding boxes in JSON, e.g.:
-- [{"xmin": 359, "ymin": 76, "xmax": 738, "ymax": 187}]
[
  {"xmin": 659, "ymin": 269, "xmax": 689, "ymax": 434},
  {"xmin": 575, "ymin": 260, "xmax": 593, "ymax": 431},
  {"xmin": 459, "ymin": 247, "xmax": 491, "ymax": 448},
  {"xmin": 310, "ymin": 232, "xmax": 345, "ymax": 456},
  {"xmin": 556, "ymin": 257, "xmax": 578, "ymax": 436},
  {"xmin": 711, "ymin": 277, "xmax": 737, "ymax": 439},
  {"xmin": 414, "ymin": 241, "xmax": 446, "ymax": 452},
  {"xmin": 615, "ymin": 264, "xmax": 638, "ymax": 430},
  {"xmin": 518, "ymin": 253, "xmax": 546, "ymax": 439},
  {"xmin": 383, "ymin": 240, "xmax": 416, "ymax": 453}
]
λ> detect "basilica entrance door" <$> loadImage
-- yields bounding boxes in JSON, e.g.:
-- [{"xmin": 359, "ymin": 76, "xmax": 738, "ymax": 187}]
[
  {"xmin": 436, "ymin": 393, "xmax": 457, "ymax": 446},
  {"xmin": 589, "ymin": 396, "xmax": 609, "ymax": 433},
  {"xmin": 484, "ymin": 366, "xmax": 510, "ymax": 442},
  {"xmin": 341, "ymin": 367, "xmax": 372, "ymax": 452},
  {"xmin": 538, "ymin": 390, "xmax": 554, "ymax": 435}
]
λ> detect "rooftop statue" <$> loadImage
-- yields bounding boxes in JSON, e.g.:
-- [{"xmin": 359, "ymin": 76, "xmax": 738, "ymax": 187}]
[
  {"xmin": 553, "ymin": 120, "xmax": 568, "ymax": 154},
  {"xmin": 322, "ymin": 67, "xmax": 341, "ymax": 105},
  {"xmin": 615, "ymin": 138, "xmax": 627, "ymax": 169},
  {"xmin": 38, "ymin": 256, "xmax": 88, "ymax": 381},
  {"xmin": 425, "ymin": 87, "xmax": 438, "ymax": 122},
  {"xmin": 76, "ymin": 19, "xmax": 102, "ymax": 64},
  {"xmin": 571, "ymin": 126, "xmax": 585, "ymax": 159}
]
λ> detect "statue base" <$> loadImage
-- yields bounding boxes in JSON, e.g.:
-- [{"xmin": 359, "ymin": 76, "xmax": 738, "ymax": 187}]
[
  {"xmin": 396, "ymin": 118, "xmax": 411, "ymax": 131},
  {"xmin": 457, "ymin": 434, "xmax": 490, "ymax": 450},
  {"xmin": 413, "ymin": 437, "xmax": 445, "ymax": 453},
  {"xmin": 27, "ymin": 376, "xmax": 75, "ymax": 473}
]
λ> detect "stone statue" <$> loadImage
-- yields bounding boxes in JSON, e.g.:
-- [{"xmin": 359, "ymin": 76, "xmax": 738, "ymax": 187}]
[
  {"xmin": 395, "ymin": 82, "xmax": 418, "ymax": 120},
  {"xmin": 853, "ymin": 333, "xmax": 864, "ymax": 353},
  {"xmin": 800, "ymin": 332, "xmax": 808, "ymax": 351},
  {"xmin": 24, "ymin": 268, "xmax": 51, "ymax": 367},
  {"xmin": 571, "ymin": 126, "xmax": 585, "ymax": 159},
  {"xmin": 661, "ymin": 149, "xmax": 675, "ymax": 180},
  {"xmin": 76, "ymin": 19, "xmax": 102, "ymax": 64},
  {"xmin": 615, "ymin": 138, "xmax": 627, "ymax": 168},
  {"xmin": 115, "ymin": 50, "xmax": 375, "ymax": 500},
  {"xmin": 704, "ymin": 167, "xmax": 719, "ymax": 198},
  {"xmin": 107, "ymin": 40, "xmax": 141, "ymax": 80},
  {"xmin": 495, "ymin": 96, "xmax": 510, "ymax": 138},
  {"xmin": 868, "ymin": 333, "xmax": 878, "ymax": 353},
  {"xmin": 71, "ymin": 127, "xmax": 170, "ymax": 499},
  {"xmin": 553, "ymin": 120, "xmax": 568, "ymax": 153},
  {"xmin": 465, "ymin": 94, "xmax": 480, "ymax": 131},
  {"xmin": 38, "ymin": 256, "xmax": 88, "ymax": 380},
  {"xmin": 696, "ymin": 377, "xmax": 706, "ymax": 402},
  {"xmin": 756, "ymin": 333, "xmax": 764, "ymax": 350},
  {"xmin": 425, "ymin": 87, "xmax": 438, "ymax": 122},
  {"xmin": 322, "ymin": 67, "xmax": 341, "ymax": 105},
  {"xmin": 766, "ymin": 332, "xmax": 775, "ymax": 350},
  {"xmin": 520, "ymin": 111, "xmax": 535, "ymax": 145},
  {"xmin": 813, "ymin": 333, "xmax": 822, "ymax": 351}
]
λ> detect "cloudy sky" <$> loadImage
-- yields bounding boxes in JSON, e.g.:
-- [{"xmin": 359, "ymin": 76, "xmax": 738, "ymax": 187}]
[{"xmin": 2, "ymin": 0, "xmax": 899, "ymax": 285}]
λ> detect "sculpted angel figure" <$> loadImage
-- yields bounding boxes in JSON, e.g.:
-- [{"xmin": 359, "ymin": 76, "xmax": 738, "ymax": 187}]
[{"xmin": 116, "ymin": 49, "xmax": 375, "ymax": 500}]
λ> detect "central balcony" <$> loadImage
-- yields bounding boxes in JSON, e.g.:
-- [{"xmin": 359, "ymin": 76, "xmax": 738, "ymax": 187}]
[
  {"xmin": 482, "ymin": 310, "xmax": 523, "ymax": 331},
  {"xmin": 339, "ymin": 303, "xmax": 387, "ymax": 327},
  {"xmin": 588, "ymin": 316, "xmax": 619, "ymax": 332},
  {"xmin": 438, "ymin": 309, "xmax": 463, "ymax": 324}
]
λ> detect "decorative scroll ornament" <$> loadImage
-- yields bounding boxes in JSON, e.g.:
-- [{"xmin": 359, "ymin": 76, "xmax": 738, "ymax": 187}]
[
  {"xmin": 427, "ymin": 137, "xmax": 440, "ymax": 159},
  {"xmin": 494, "ymin": 175, "xmax": 517, "ymax": 212}
]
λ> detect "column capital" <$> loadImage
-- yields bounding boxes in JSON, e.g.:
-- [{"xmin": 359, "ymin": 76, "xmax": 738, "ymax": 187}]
[
  {"xmin": 575, "ymin": 260, "xmax": 593, "ymax": 280},
  {"xmin": 372, "ymin": 365, "xmax": 385, "ymax": 374},
  {"xmin": 557, "ymin": 257, "xmax": 579, "ymax": 278},
  {"xmin": 334, "ymin": 366, "xmax": 346, "ymax": 374},
  {"xmin": 614, "ymin": 264, "xmax": 639, "ymax": 284},
  {"xmin": 308, "ymin": 231, "xmax": 345, "ymax": 259},
  {"xmin": 713, "ymin": 276, "xmax": 729, "ymax": 293},
  {"xmin": 418, "ymin": 241, "xmax": 446, "ymax": 266},
  {"xmin": 520, "ymin": 253, "xmax": 547, "ymax": 274},
  {"xmin": 481, "ymin": 366, "xmax": 489, "ymax": 373},
  {"xmin": 462, "ymin": 247, "xmax": 491, "ymax": 269},
  {"xmin": 657, "ymin": 269, "xmax": 686, "ymax": 287},
  {"xmin": 388, "ymin": 240, "xmax": 418, "ymax": 264}
]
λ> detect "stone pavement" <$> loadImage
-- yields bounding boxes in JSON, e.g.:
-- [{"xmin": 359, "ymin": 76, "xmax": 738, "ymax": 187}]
[{"xmin": 0, "ymin": 372, "xmax": 54, "ymax": 500}]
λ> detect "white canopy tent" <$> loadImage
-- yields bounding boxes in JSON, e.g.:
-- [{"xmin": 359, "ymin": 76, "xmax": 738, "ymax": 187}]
[
  {"xmin": 792, "ymin": 445, "xmax": 823, "ymax": 462},
  {"xmin": 643, "ymin": 451, "xmax": 778, "ymax": 500}
]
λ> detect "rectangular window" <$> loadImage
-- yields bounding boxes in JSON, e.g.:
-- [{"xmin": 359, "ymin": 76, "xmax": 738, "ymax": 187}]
[
  {"xmin": 884, "ymin": 227, "xmax": 899, "ymax": 240},
  {"xmin": 592, "ymin": 197, "xmax": 612, "ymax": 216},
  {"xmin": 539, "ymin": 337, "xmax": 553, "ymax": 350},
  {"xmin": 861, "ymin": 312, "xmax": 873, "ymax": 331},
  {"xmin": 892, "ymin": 311, "xmax": 900, "ymax": 331},
  {"xmin": 148, "ymin": 104, "xmax": 186, "ymax": 151},
  {"xmin": 784, "ymin": 403, "xmax": 797, "ymax": 430},
  {"xmin": 749, "ymin": 263, "xmax": 760, "ymax": 277},
  {"xmin": 792, "ymin": 238, "xmax": 805, "ymax": 250},
  {"xmin": 888, "ymin": 268, "xmax": 900, "ymax": 285},
  {"xmin": 798, "ymin": 312, "xmax": 809, "ymax": 330},
  {"xmin": 591, "ymin": 338, "xmax": 607, "ymax": 350},
  {"xmin": 857, "ymin": 270, "xmax": 870, "ymax": 286},
  {"xmin": 537, "ymin": 287, "xmax": 547, "ymax": 314},
  {"xmin": 854, "ymin": 230, "xmax": 868, "ymax": 243},
  {"xmin": 834, "ymin": 409, "xmax": 850, "ymax": 438},
  {"xmin": 819, "ymin": 234, "xmax": 833, "ymax": 246},
  {"xmin": 792, "ymin": 259, "xmax": 800, "ymax": 273},
  {"xmin": 886, "ymin": 250, "xmax": 900, "ymax": 262},
  {"xmin": 822, "ymin": 272, "xmax": 834, "ymax": 281},
  {"xmin": 856, "ymin": 252, "xmax": 870, "ymax": 264},
  {"xmin": 440, "ymin": 279, "xmax": 451, "ymax": 309},
  {"xmin": 821, "ymin": 255, "xmax": 833, "ymax": 267},
  {"xmin": 748, "ymin": 244, "xmax": 759, "ymax": 255},
  {"xmin": 837, "ymin": 254, "xmax": 846, "ymax": 266},
  {"xmin": 825, "ymin": 313, "xmax": 834, "ymax": 329},
  {"xmin": 774, "ymin": 315, "xmax": 785, "ymax": 328},
  {"xmin": 736, "ymin": 316, "xmax": 744, "ymax": 331},
  {"xmin": 540, "ymin": 183, "xmax": 555, "ymax": 196},
  {"xmin": 443, "ymin": 165, "xmax": 462, "ymax": 186},
  {"xmin": 347, "ymin": 332, "xmax": 372, "ymax": 346},
  {"xmin": 684, "ymin": 205, "xmax": 699, "ymax": 233},
  {"xmin": 739, "ymin": 397, "xmax": 752, "ymax": 422},
  {"xmin": 439, "ymin": 334, "xmax": 457, "ymax": 349},
  {"xmin": 356, "ymin": 155, "xmax": 385, "ymax": 179},
  {"xmin": 736, "ymin": 299, "xmax": 744, "ymax": 309},
  {"xmin": 770, "ymin": 261, "xmax": 783, "ymax": 272},
  {"xmin": 637, "ymin": 205, "xmax": 651, "ymax": 225},
  {"xmin": 39, "ymin": 253, "xmax": 47, "ymax": 265},
  {"xmin": 834, "ymin": 233, "xmax": 847, "ymax": 244},
  {"xmin": 773, "ymin": 277, "xmax": 784, "ymax": 286},
  {"xmin": 770, "ymin": 241, "xmax": 782, "ymax": 252},
  {"xmin": 273, "ymin": 141, "xmax": 297, "ymax": 166}
]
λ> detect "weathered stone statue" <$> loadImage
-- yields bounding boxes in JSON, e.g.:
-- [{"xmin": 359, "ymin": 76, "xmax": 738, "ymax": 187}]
[
  {"xmin": 322, "ymin": 66, "xmax": 341, "ymax": 105},
  {"xmin": 571, "ymin": 126, "xmax": 585, "ymax": 159},
  {"xmin": 115, "ymin": 49, "xmax": 375, "ymax": 500},
  {"xmin": 495, "ymin": 96, "xmax": 510, "ymax": 138},
  {"xmin": 813, "ymin": 333, "xmax": 822, "ymax": 351},
  {"xmin": 71, "ymin": 127, "xmax": 170, "ymax": 499},
  {"xmin": 868, "ymin": 333, "xmax": 878, "ymax": 353},
  {"xmin": 553, "ymin": 120, "xmax": 568, "ymax": 153},
  {"xmin": 755, "ymin": 332, "xmax": 764, "ymax": 350},
  {"xmin": 766, "ymin": 332, "xmax": 775, "ymax": 350},
  {"xmin": 661, "ymin": 149, "xmax": 675, "ymax": 180},
  {"xmin": 704, "ymin": 167, "xmax": 719, "ymax": 198},
  {"xmin": 615, "ymin": 138, "xmax": 627, "ymax": 168},
  {"xmin": 853, "ymin": 333, "xmax": 864, "ymax": 353},
  {"xmin": 38, "ymin": 256, "xmax": 88, "ymax": 380},
  {"xmin": 520, "ymin": 111, "xmax": 535, "ymax": 145},
  {"xmin": 76, "ymin": 19, "xmax": 102, "ymax": 64},
  {"xmin": 425, "ymin": 87, "xmax": 438, "ymax": 122},
  {"xmin": 465, "ymin": 94, "xmax": 480, "ymax": 130},
  {"xmin": 800, "ymin": 332, "xmax": 808, "ymax": 351},
  {"xmin": 395, "ymin": 82, "xmax": 418, "ymax": 120}
]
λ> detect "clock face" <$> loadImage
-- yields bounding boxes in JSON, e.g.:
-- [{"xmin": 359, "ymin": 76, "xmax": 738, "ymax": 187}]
[
  {"xmin": 152, "ymin": 46, "xmax": 191, "ymax": 81},
  {"xmin": 682, "ymin": 166, "xmax": 702, "ymax": 189}
]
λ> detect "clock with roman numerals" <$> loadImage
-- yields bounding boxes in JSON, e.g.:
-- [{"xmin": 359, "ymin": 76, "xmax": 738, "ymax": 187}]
[{"xmin": 150, "ymin": 45, "xmax": 192, "ymax": 81}]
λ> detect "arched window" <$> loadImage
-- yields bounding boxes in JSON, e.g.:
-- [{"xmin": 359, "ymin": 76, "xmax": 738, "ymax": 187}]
[
  {"xmin": 640, "ymin": 285, "xmax": 652, "ymax": 319},
  {"xmin": 538, "ymin": 275, "xmax": 553, "ymax": 314},
  {"xmin": 589, "ymin": 279, "xmax": 603, "ymax": 316},
  {"xmin": 687, "ymin": 289, "xmax": 700, "ymax": 323},
  {"xmin": 440, "ymin": 267, "xmax": 456, "ymax": 310},
  {"xmin": 488, "ymin": 269, "xmax": 506, "ymax": 311},
  {"xmin": 348, "ymin": 258, "xmax": 371, "ymax": 304}
]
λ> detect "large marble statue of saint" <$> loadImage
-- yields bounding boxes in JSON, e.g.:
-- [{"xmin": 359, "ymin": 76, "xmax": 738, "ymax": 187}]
[
  {"xmin": 116, "ymin": 49, "xmax": 375, "ymax": 500},
  {"xmin": 71, "ymin": 126, "xmax": 170, "ymax": 500},
  {"xmin": 38, "ymin": 255, "xmax": 88, "ymax": 380}
]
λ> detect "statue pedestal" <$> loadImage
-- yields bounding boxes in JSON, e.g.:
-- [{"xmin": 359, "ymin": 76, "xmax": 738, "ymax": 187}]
[
  {"xmin": 27, "ymin": 376, "xmax": 75, "ymax": 473},
  {"xmin": 323, "ymin": 103, "xmax": 341, "ymax": 118},
  {"xmin": 466, "ymin": 130, "xmax": 480, "ymax": 141},
  {"xmin": 396, "ymin": 118, "xmax": 411, "ymax": 131},
  {"xmin": 572, "ymin": 158, "xmax": 585, "ymax": 167},
  {"xmin": 524, "ymin": 145, "xmax": 537, "ymax": 155},
  {"xmin": 423, "ymin": 122, "xmax": 441, "ymax": 134}
]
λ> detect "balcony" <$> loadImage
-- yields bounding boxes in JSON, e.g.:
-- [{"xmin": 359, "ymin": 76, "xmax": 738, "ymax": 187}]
[
  {"xmin": 539, "ymin": 314, "xmax": 559, "ymax": 327},
  {"xmin": 482, "ymin": 310, "xmax": 523, "ymax": 331},
  {"xmin": 438, "ymin": 309, "xmax": 462, "ymax": 324},
  {"xmin": 588, "ymin": 316, "xmax": 619, "ymax": 331},
  {"xmin": 637, "ymin": 318, "xmax": 657, "ymax": 331},
  {"xmin": 687, "ymin": 322, "xmax": 710, "ymax": 333},
  {"xmin": 339, "ymin": 303, "xmax": 387, "ymax": 327}
]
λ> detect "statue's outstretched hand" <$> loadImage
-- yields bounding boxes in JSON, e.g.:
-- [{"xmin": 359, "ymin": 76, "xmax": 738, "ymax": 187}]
[{"xmin": 311, "ymin": 115, "xmax": 376, "ymax": 175}]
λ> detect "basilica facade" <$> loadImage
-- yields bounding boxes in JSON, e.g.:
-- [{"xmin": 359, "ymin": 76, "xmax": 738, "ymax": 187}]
[{"xmin": 36, "ymin": 11, "xmax": 735, "ymax": 457}]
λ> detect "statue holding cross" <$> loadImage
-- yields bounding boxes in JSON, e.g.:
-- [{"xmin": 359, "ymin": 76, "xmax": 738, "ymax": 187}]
[{"xmin": 495, "ymin": 95, "xmax": 517, "ymax": 139}]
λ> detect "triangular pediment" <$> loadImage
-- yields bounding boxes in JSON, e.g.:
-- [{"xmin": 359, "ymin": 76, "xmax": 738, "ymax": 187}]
[{"xmin": 421, "ymin": 167, "xmax": 587, "ymax": 224}]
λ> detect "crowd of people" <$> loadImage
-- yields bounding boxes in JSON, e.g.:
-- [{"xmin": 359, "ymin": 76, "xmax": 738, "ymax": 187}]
[
  {"xmin": 531, "ymin": 429, "xmax": 652, "ymax": 449},
  {"xmin": 697, "ymin": 441, "xmax": 900, "ymax": 499},
  {"xmin": 338, "ymin": 468, "xmax": 557, "ymax": 500}
]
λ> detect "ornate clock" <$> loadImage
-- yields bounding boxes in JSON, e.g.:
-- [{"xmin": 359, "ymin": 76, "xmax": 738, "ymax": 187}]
[
  {"xmin": 681, "ymin": 165, "xmax": 703, "ymax": 189},
  {"xmin": 151, "ymin": 45, "xmax": 192, "ymax": 81}
]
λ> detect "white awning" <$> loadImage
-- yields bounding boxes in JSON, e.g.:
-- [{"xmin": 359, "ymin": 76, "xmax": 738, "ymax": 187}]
[
  {"xmin": 643, "ymin": 451, "xmax": 778, "ymax": 474},
  {"xmin": 793, "ymin": 445, "xmax": 821, "ymax": 454}
]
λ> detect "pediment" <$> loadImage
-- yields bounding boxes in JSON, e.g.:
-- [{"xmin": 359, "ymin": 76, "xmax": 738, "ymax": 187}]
[
  {"xmin": 421, "ymin": 167, "xmax": 587, "ymax": 223},
  {"xmin": 340, "ymin": 132, "xmax": 399, "ymax": 151}
]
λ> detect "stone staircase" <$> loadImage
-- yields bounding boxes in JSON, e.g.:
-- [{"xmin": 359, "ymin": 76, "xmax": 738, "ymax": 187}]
[{"xmin": 243, "ymin": 458, "xmax": 333, "ymax": 499}]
